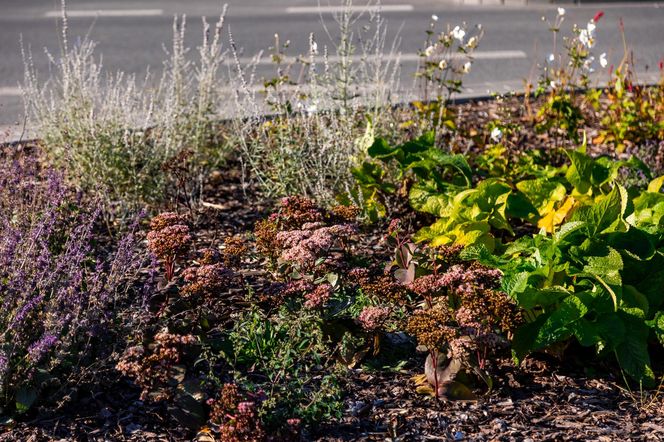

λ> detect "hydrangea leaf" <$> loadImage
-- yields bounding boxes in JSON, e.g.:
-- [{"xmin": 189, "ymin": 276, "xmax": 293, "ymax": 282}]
[
  {"xmin": 614, "ymin": 311, "xmax": 655, "ymax": 387},
  {"xmin": 573, "ymin": 312, "xmax": 626, "ymax": 349},
  {"xmin": 645, "ymin": 311, "xmax": 664, "ymax": 346},
  {"xmin": 408, "ymin": 181, "xmax": 453, "ymax": 217},
  {"xmin": 647, "ymin": 175, "xmax": 664, "ymax": 193},
  {"xmin": 516, "ymin": 178, "xmax": 567, "ymax": 215},
  {"xmin": 531, "ymin": 294, "xmax": 589, "ymax": 350},
  {"xmin": 572, "ymin": 185, "xmax": 627, "ymax": 236},
  {"xmin": 538, "ymin": 196, "xmax": 576, "ymax": 234}
]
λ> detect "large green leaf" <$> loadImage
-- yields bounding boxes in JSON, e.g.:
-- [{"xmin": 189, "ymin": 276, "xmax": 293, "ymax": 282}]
[
  {"xmin": 511, "ymin": 313, "xmax": 549, "ymax": 362},
  {"xmin": 532, "ymin": 294, "xmax": 589, "ymax": 350},
  {"xmin": 646, "ymin": 311, "xmax": 664, "ymax": 346},
  {"xmin": 409, "ymin": 181, "xmax": 453, "ymax": 217},
  {"xmin": 516, "ymin": 178, "xmax": 567, "ymax": 214},
  {"xmin": 471, "ymin": 180, "xmax": 513, "ymax": 234},
  {"xmin": 572, "ymin": 185, "xmax": 628, "ymax": 236},
  {"xmin": 573, "ymin": 312, "xmax": 626, "ymax": 349},
  {"xmin": 367, "ymin": 137, "xmax": 399, "ymax": 160},
  {"xmin": 424, "ymin": 149, "xmax": 473, "ymax": 187},
  {"xmin": 515, "ymin": 286, "xmax": 570, "ymax": 310},
  {"xmin": 572, "ymin": 245, "xmax": 623, "ymax": 311},
  {"xmin": 614, "ymin": 311, "xmax": 655, "ymax": 386},
  {"xmin": 565, "ymin": 149, "xmax": 595, "ymax": 194},
  {"xmin": 15, "ymin": 387, "xmax": 38, "ymax": 414}
]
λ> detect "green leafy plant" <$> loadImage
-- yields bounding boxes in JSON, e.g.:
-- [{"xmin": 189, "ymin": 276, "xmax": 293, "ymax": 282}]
[{"xmin": 466, "ymin": 171, "xmax": 664, "ymax": 386}]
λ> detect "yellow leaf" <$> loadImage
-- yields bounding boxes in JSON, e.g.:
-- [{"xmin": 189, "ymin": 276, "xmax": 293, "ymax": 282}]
[
  {"xmin": 538, "ymin": 196, "xmax": 576, "ymax": 234},
  {"xmin": 411, "ymin": 373, "xmax": 428, "ymax": 386},
  {"xmin": 415, "ymin": 385, "xmax": 436, "ymax": 396},
  {"xmin": 648, "ymin": 175, "xmax": 664, "ymax": 193}
]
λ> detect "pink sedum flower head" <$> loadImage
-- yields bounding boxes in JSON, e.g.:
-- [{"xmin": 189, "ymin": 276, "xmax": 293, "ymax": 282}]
[
  {"xmin": 304, "ymin": 283, "xmax": 333, "ymax": 309},
  {"xmin": 358, "ymin": 306, "xmax": 391, "ymax": 332}
]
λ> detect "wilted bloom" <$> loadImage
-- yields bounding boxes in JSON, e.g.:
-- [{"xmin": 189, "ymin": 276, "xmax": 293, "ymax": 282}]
[
  {"xmin": 599, "ymin": 52, "xmax": 608, "ymax": 68},
  {"xmin": 439, "ymin": 59, "xmax": 448, "ymax": 70},
  {"xmin": 583, "ymin": 55, "xmax": 595, "ymax": 72},
  {"xmin": 557, "ymin": 7, "xmax": 566, "ymax": 16},
  {"xmin": 451, "ymin": 26, "xmax": 465, "ymax": 43},
  {"xmin": 462, "ymin": 61, "xmax": 472, "ymax": 73},
  {"xmin": 490, "ymin": 127, "xmax": 503, "ymax": 143},
  {"xmin": 358, "ymin": 306, "xmax": 390, "ymax": 332},
  {"xmin": 149, "ymin": 212, "xmax": 187, "ymax": 232}
]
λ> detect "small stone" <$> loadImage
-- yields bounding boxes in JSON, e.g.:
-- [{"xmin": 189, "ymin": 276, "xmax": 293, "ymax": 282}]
[
  {"xmin": 125, "ymin": 423, "xmax": 142, "ymax": 434},
  {"xmin": 493, "ymin": 418, "xmax": 508, "ymax": 431}
]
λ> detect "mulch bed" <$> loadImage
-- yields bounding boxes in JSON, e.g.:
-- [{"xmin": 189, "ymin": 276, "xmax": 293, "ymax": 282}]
[
  {"xmin": 2, "ymin": 97, "xmax": 664, "ymax": 441},
  {"xmin": 3, "ymin": 357, "xmax": 663, "ymax": 441}
]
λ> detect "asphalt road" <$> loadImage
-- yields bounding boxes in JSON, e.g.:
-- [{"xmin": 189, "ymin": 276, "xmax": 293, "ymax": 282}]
[{"xmin": 1, "ymin": 0, "xmax": 664, "ymax": 134}]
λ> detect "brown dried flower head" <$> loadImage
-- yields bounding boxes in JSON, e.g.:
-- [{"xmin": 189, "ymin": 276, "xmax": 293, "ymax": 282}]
[{"xmin": 223, "ymin": 236, "xmax": 248, "ymax": 267}]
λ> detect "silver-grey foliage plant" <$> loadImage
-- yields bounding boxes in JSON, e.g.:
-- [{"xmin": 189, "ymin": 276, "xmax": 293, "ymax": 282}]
[{"xmin": 21, "ymin": 0, "xmax": 228, "ymax": 216}]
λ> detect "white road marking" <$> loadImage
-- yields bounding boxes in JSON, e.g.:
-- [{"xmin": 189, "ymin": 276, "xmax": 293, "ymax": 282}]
[
  {"xmin": 0, "ymin": 87, "xmax": 22, "ymax": 97},
  {"xmin": 44, "ymin": 9, "xmax": 163, "ymax": 18},
  {"xmin": 401, "ymin": 50, "xmax": 527, "ymax": 61},
  {"xmin": 227, "ymin": 50, "xmax": 526, "ymax": 66},
  {"xmin": 286, "ymin": 4, "xmax": 413, "ymax": 14}
]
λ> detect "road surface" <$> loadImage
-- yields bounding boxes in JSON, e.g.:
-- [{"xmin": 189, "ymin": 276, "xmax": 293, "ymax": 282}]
[{"xmin": 1, "ymin": 0, "xmax": 663, "ymax": 135}]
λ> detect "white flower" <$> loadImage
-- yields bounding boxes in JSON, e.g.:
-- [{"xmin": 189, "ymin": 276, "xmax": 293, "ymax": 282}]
[
  {"xmin": 550, "ymin": 80, "xmax": 557, "ymax": 89},
  {"xmin": 548, "ymin": 53, "xmax": 555, "ymax": 62},
  {"xmin": 466, "ymin": 36, "xmax": 479, "ymax": 49},
  {"xmin": 451, "ymin": 26, "xmax": 466, "ymax": 43},
  {"xmin": 579, "ymin": 21, "xmax": 597, "ymax": 48},
  {"xmin": 311, "ymin": 41, "xmax": 318, "ymax": 55},
  {"xmin": 424, "ymin": 45, "xmax": 435, "ymax": 57},
  {"xmin": 432, "ymin": 14, "xmax": 439, "ymax": 22},
  {"xmin": 599, "ymin": 52, "xmax": 608, "ymax": 68},
  {"xmin": 439, "ymin": 59, "xmax": 448, "ymax": 70},
  {"xmin": 490, "ymin": 127, "xmax": 503, "ymax": 143},
  {"xmin": 579, "ymin": 29, "xmax": 594, "ymax": 48},
  {"xmin": 462, "ymin": 61, "xmax": 472, "ymax": 73},
  {"xmin": 558, "ymin": 7, "xmax": 566, "ymax": 16},
  {"xmin": 583, "ymin": 56, "xmax": 595, "ymax": 73}
]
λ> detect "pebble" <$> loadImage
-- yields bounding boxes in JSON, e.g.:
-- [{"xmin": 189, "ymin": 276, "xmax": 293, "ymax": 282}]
[{"xmin": 125, "ymin": 423, "xmax": 142, "ymax": 434}]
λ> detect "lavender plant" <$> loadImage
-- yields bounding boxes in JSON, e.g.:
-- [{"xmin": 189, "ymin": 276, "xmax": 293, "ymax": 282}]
[{"xmin": 0, "ymin": 154, "xmax": 146, "ymax": 413}]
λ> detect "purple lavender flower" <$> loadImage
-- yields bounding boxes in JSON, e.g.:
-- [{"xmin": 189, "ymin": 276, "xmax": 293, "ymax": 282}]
[
  {"xmin": 0, "ymin": 154, "xmax": 149, "ymax": 409},
  {"xmin": 27, "ymin": 334, "xmax": 59, "ymax": 363}
]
